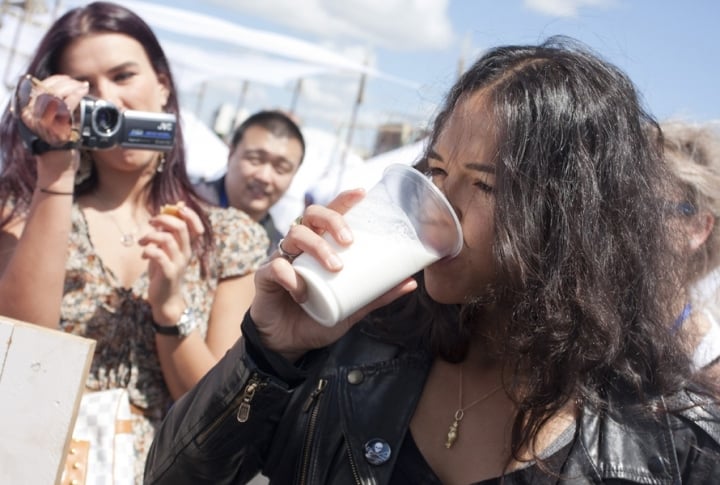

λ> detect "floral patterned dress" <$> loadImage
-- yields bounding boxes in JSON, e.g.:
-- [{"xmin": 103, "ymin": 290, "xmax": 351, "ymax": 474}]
[{"xmin": 60, "ymin": 203, "xmax": 268, "ymax": 482}]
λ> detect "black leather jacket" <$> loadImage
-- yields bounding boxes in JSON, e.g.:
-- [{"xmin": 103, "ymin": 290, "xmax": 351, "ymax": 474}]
[{"xmin": 145, "ymin": 315, "xmax": 720, "ymax": 484}]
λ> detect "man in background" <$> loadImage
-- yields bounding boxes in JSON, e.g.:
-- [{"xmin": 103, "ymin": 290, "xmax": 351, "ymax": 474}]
[{"xmin": 195, "ymin": 110, "xmax": 305, "ymax": 256}]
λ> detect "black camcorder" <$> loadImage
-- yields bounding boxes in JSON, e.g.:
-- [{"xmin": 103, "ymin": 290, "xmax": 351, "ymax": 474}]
[
  {"xmin": 76, "ymin": 96, "xmax": 176, "ymax": 151},
  {"xmin": 13, "ymin": 74, "xmax": 177, "ymax": 155}
]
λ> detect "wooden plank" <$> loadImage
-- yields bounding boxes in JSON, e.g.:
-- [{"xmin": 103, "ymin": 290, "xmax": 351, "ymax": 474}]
[{"xmin": 0, "ymin": 317, "xmax": 95, "ymax": 485}]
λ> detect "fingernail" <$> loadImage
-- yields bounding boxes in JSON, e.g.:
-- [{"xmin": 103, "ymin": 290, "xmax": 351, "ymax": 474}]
[
  {"xmin": 327, "ymin": 254, "xmax": 342, "ymax": 270},
  {"xmin": 338, "ymin": 228, "xmax": 352, "ymax": 243}
]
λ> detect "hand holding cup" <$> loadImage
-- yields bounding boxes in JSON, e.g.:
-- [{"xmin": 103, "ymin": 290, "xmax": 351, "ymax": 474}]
[{"xmin": 250, "ymin": 189, "xmax": 419, "ymax": 362}]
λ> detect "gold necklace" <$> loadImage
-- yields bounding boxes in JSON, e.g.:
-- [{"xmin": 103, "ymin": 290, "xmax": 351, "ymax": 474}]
[{"xmin": 445, "ymin": 365, "xmax": 503, "ymax": 449}]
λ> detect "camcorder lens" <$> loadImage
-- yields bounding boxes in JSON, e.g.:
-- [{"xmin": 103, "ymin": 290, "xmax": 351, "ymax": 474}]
[{"xmin": 94, "ymin": 106, "xmax": 120, "ymax": 134}]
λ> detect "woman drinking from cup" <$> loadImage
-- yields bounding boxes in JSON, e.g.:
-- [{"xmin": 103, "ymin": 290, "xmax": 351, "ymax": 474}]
[{"xmin": 145, "ymin": 38, "xmax": 720, "ymax": 484}]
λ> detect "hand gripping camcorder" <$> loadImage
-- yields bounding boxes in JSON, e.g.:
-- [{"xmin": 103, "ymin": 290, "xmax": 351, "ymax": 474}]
[{"xmin": 13, "ymin": 74, "xmax": 176, "ymax": 154}]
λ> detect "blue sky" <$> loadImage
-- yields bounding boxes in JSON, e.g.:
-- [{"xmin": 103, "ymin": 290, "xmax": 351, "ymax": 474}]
[{"xmin": 148, "ymin": 0, "xmax": 718, "ymax": 156}]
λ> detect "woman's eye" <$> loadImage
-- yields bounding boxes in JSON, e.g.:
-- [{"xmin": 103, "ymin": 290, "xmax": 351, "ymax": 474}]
[
  {"xmin": 114, "ymin": 71, "xmax": 135, "ymax": 82},
  {"xmin": 675, "ymin": 201, "xmax": 697, "ymax": 217},
  {"xmin": 474, "ymin": 180, "xmax": 494, "ymax": 193},
  {"xmin": 425, "ymin": 167, "xmax": 446, "ymax": 178}
]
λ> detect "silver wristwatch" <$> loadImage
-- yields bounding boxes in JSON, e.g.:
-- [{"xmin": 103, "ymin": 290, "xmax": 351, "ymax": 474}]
[{"xmin": 152, "ymin": 307, "xmax": 198, "ymax": 338}]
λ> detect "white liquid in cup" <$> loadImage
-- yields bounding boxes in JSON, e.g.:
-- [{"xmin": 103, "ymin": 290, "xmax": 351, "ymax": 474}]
[
  {"xmin": 293, "ymin": 226, "xmax": 439, "ymax": 326},
  {"xmin": 292, "ymin": 164, "xmax": 462, "ymax": 327}
]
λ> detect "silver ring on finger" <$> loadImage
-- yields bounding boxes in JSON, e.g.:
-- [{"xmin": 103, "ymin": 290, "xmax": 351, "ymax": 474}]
[{"xmin": 277, "ymin": 237, "xmax": 302, "ymax": 262}]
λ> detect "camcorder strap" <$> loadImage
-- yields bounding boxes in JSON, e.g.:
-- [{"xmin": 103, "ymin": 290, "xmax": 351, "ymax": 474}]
[{"xmin": 16, "ymin": 118, "xmax": 79, "ymax": 155}]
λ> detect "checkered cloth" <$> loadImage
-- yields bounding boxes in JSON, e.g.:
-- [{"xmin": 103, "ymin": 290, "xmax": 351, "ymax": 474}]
[{"xmin": 71, "ymin": 389, "xmax": 134, "ymax": 485}]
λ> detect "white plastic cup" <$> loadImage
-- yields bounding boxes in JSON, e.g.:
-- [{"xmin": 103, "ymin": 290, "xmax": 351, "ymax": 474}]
[{"xmin": 292, "ymin": 163, "xmax": 463, "ymax": 326}]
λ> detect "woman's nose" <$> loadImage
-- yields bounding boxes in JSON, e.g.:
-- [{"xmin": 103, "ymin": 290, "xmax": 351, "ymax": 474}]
[
  {"xmin": 91, "ymin": 80, "xmax": 122, "ymax": 108},
  {"xmin": 440, "ymin": 175, "xmax": 462, "ymax": 221}
]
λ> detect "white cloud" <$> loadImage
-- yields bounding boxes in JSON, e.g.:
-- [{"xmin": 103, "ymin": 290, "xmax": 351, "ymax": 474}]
[
  {"xmin": 524, "ymin": 0, "xmax": 616, "ymax": 17},
  {"xmin": 205, "ymin": 0, "xmax": 453, "ymax": 51}
]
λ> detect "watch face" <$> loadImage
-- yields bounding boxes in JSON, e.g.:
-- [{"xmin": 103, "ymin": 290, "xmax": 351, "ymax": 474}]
[
  {"xmin": 177, "ymin": 308, "xmax": 197, "ymax": 336},
  {"xmin": 153, "ymin": 308, "xmax": 197, "ymax": 337}
]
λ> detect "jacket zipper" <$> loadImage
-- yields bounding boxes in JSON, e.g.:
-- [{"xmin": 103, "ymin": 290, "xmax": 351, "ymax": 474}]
[
  {"xmin": 236, "ymin": 375, "xmax": 262, "ymax": 423},
  {"xmin": 196, "ymin": 374, "xmax": 263, "ymax": 444},
  {"xmin": 297, "ymin": 378, "xmax": 327, "ymax": 485},
  {"xmin": 346, "ymin": 444, "xmax": 362, "ymax": 485}
]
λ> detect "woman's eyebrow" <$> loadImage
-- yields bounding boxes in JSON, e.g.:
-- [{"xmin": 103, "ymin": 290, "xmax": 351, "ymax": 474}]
[
  {"xmin": 427, "ymin": 150, "xmax": 494, "ymax": 174},
  {"xmin": 71, "ymin": 62, "xmax": 140, "ymax": 81},
  {"xmin": 466, "ymin": 162, "xmax": 495, "ymax": 174},
  {"xmin": 108, "ymin": 61, "xmax": 140, "ymax": 73},
  {"xmin": 427, "ymin": 148, "xmax": 444, "ymax": 162}
]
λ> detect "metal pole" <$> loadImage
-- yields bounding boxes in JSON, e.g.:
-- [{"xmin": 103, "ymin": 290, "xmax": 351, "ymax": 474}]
[
  {"xmin": 288, "ymin": 77, "xmax": 302, "ymax": 115},
  {"xmin": 194, "ymin": 80, "xmax": 207, "ymax": 117},
  {"xmin": 343, "ymin": 72, "xmax": 365, "ymax": 157},
  {"xmin": 335, "ymin": 69, "xmax": 366, "ymax": 194},
  {"xmin": 233, "ymin": 79, "xmax": 249, "ymax": 126}
]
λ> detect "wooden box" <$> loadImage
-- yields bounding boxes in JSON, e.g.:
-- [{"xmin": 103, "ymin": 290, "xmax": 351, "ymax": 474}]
[{"xmin": 0, "ymin": 317, "xmax": 95, "ymax": 485}]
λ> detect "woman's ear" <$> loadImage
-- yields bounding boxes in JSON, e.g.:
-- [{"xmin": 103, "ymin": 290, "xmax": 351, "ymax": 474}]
[
  {"xmin": 157, "ymin": 73, "xmax": 170, "ymax": 109},
  {"xmin": 689, "ymin": 210, "xmax": 715, "ymax": 251}
]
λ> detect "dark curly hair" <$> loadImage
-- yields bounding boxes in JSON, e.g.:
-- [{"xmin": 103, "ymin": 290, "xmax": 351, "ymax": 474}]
[{"xmin": 382, "ymin": 37, "xmax": 711, "ymax": 464}]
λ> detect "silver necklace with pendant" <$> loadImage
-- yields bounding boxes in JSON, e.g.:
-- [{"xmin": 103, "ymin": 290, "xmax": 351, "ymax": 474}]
[
  {"xmin": 107, "ymin": 212, "xmax": 142, "ymax": 247},
  {"xmin": 90, "ymin": 191, "xmax": 146, "ymax": 247},
  {"xmin": 119, "ymin": 231, "xmax": 136, "ymax": 247}
]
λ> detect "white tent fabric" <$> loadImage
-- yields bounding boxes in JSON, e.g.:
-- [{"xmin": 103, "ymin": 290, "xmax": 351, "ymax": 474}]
[
  {"xmin": 122, "ymin": 0, "xmax": 370, "ymax": 74},
  {"xmin": 0, "ymin": 4, "xmax": 344, "ymax": 91},
  {"xmin": 180, "ymin": 109, "xmax": 230, "ymax": 182},
  {"xmin": 306, "ymin": 138, "xmax": 427, "ymax": 207},
  {"xmin": 0, "ymin": 0, "xmax": 419, "ymax": 97},
  {"xmin": 0, "ymin": 2, "xmax": 417, "ymax": 189},
  {"xmin": 162, "ymin": 41, "xmax": 332, "ymax": 89},
  {"xmin": 121, "ymin": 0, "xmax": 418, "ymax": 88},
  {"xmin": 0, "ymin": 10, "xmax": 48, "ymax": 86}
]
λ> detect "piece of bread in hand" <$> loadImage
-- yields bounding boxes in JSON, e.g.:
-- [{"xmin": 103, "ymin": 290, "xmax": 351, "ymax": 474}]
[{"xmin": 159, "ymin": 201, "xmax": 186, "ymax": 218}]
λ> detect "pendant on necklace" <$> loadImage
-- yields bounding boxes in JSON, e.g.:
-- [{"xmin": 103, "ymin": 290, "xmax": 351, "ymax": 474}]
[
  {"xmin": 120, "ymin": 233, "xmax": 135, "ymax": 247},
  {"xmin": 445, "ymin": 409, "xmax": 463, "ymax": 449}
]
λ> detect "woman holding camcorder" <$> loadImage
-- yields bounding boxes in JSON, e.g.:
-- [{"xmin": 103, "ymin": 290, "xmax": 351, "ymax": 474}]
[{"xmin": 0, "ymin": 2, "xmax": 268, "ymax": 481}]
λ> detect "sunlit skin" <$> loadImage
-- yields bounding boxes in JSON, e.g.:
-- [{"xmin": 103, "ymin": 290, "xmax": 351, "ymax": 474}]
[
  {"xmin": 58, "ymin": 32, "xmax": 170, "ymax": 174},
  {"xmin": 424, "ymin": 92, "xmax": 499, "ymax": 305},
  {"xmin": 224, "ymin": 125, "xmax": 303, "ymax": 221}
]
